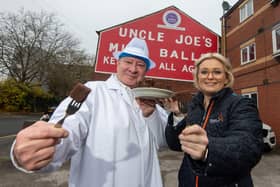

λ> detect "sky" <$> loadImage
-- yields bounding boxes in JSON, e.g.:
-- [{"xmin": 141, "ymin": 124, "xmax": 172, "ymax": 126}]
[{"xmin": 0, "ymin": 0, "xmax": 238, "ymax": 55}]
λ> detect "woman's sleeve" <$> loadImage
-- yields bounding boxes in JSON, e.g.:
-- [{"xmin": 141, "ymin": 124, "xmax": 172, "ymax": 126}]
[
  {"xmin": 165, "ymin": 113, "xmax": 187, "ymax": 151},
  {"xmin": 191, "ymin": 97, "xmax": 263, "ymax": 177}
]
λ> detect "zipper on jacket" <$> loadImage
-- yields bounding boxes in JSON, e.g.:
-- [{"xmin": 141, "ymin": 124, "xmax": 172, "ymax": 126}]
[{"xmin": 195, "ymin": 100, "xmax": 215, "ymax": 187}]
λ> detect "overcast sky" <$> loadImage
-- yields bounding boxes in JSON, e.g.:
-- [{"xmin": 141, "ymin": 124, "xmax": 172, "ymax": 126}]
[{"xmin": 0, "ymin": 0, "xmax": 238, "ymax": 55}]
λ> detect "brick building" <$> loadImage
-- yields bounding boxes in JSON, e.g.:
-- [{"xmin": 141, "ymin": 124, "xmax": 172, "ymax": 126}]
[{"xmin": 222, "ymin": 0, "xmax": 280, "ymax": 145}]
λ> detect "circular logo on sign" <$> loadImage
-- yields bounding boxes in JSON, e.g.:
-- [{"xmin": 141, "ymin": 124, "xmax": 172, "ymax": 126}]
[{"xmin": 162, "ymin": 10, "xmax": 181, "ymax": 27}]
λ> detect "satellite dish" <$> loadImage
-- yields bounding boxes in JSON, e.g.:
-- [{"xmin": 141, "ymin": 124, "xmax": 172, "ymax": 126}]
[{"xmin": 222, "ymin": 1, "xmax": 231, "ymax": 11}]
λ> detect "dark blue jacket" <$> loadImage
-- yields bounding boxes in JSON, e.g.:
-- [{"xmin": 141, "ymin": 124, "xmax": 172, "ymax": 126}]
[{"xmin": 165, "ymin": 88, "xmax": 263, "ymax": 187}]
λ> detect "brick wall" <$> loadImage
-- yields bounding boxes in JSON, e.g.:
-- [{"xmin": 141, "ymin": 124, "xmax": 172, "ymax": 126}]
[{"xmin": 224, "ymin": 0, "xmax": 280, "ymax": 146}]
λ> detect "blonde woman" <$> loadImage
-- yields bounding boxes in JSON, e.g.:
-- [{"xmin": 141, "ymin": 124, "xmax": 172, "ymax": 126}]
[{"xmin": 165, "ymin": 53, "xmax": 263, "ymax": 187}]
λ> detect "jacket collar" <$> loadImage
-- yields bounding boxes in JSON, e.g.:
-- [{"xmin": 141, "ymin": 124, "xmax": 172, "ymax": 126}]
[
  {"xmin": 193, "ymin": 87, "xmax": 233, "ymax": 105},
  {"xmin": 106, "ymin": 74, "xmax": 123, "ymax": 90}
]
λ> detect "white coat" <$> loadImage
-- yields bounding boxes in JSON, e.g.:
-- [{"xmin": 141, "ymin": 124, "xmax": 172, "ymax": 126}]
[{"xmin": 12, "ymin": 74, "xmax": 168, "ymax": 187}]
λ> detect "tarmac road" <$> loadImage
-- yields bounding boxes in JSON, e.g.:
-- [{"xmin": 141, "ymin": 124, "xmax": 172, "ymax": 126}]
[
  {"xmin": 161, "ymin": 149, "xmax": 280, "ymax": 187},
  {"xmin": 0, "ymin": 113, "xmax": 40, "ymax": 136}
]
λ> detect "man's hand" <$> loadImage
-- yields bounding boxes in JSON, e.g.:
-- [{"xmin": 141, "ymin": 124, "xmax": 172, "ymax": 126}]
[
  {"xmin": 179, "ymin": 124, "xmax": 208, "ymax": 160},
  {"xmin": 136, "ymin": 98, "xmax": 156, "ymax": 117},
  {"xmin": 160, "ymin": 98, "xmax": 180, "ymax": 114},
  {"xmin": 13, "ymin": 121, "xmax": 68, "ymax": 171}
]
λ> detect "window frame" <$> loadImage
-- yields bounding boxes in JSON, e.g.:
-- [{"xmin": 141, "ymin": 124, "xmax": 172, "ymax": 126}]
[
  {"xmin": 272, "ymin": 23, "xmax": 280, "ymax": 55},
  {"xmin": 239, "ymin": 0, "xmax": 254, "ymax": 22},
  {"xmin": 240, "ymin": 42, "xmax": 256, "ymax": 65},
  {"xmin": 242, "ymin": 92, "xmax": 258, "ymax": 107}
]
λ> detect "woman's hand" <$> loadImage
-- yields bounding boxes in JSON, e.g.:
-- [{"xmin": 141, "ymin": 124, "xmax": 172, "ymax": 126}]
[{"xmin": 179, "ymin": 124, "xmax": 209, "ymax": 160}]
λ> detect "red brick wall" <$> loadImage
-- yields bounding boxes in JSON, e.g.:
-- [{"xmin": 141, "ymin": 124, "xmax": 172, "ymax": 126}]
[
  {"xmin": 225, "ymin": 1, "xmax": 280, "ymax": 67},
  {"xmin": 225, "ymin": 0, "xmax": 280, "ymax": 146},
  {"xmin": 258, "ymin": 82, "xmax": 280, "ymax": 137}
]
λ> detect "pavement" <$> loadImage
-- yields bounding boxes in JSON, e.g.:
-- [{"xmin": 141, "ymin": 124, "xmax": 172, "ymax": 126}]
[
  {"xmin": 1, "ymin": 113, "xmax": 279, "ymax": 187},
  {"xmin": 0, "ymin": 134, "xmax": 280, "ymax": 187},
  {"xmin": 160, "ymin": 149, "xmax": 280, "ymax": 187}
]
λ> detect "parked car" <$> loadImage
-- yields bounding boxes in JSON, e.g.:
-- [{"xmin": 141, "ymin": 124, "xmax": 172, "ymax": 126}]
[
  {"xmin": 22, "ymin": 106, "xmax": 57, "ymax": 129},
  {"xmin": 39, "ymin": 106, "xmax": 57, "ymax": 122},
  {"xmin": 262, "ymin": 123, "xmax": 276, "ymax": 152}
]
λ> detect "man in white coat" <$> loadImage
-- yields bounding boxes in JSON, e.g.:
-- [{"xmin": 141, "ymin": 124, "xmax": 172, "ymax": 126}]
[{"xmin": 10, "ymin": 37, "xmax": 168, "ymax": 187}]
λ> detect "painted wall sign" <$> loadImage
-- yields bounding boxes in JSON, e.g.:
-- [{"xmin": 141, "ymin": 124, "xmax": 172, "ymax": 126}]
[{"xmin": 95, "ymin": 6, "xmax": 219, "ymax": 81}]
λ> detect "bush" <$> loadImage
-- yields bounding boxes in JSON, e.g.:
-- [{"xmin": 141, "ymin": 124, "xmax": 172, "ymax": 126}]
[
  {"xmin": 0, "ymin": 79, "xmax": 56, "ymax": 112},
  {"xmin": 4, "ymin": 105, "xmax": 19, "ymax": 112}
]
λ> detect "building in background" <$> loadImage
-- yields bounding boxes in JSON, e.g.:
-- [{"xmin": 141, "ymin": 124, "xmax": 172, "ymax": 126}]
[
  {"xmin": 222, "ymin": 0, "xmax": 280, "ymax": 146},
  {"xmin": 93, "ymin": 6, "xmax": 220, "ymax": 93}
]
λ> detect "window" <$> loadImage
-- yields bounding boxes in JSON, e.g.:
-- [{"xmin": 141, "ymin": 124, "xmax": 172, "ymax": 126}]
[
  {"xmin": 241, "ymin": 43, "xmax": 256, "ymax": 64},
  {"xmin": 272, "ymin": 24, "xmax": 280, "ymax": 55},
  {"xmin": 242, "ymin": 92, "xmax": 258, "ymax": 106},
  {"xmin": 240, "ymin": 0, "xmax": 254, "ymax": 22}
]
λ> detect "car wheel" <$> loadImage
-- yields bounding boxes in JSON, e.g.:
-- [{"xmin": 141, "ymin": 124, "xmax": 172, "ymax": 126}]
[{"xmin": 263, "ymin": 143, "xmax": 273, "ymax": 152}]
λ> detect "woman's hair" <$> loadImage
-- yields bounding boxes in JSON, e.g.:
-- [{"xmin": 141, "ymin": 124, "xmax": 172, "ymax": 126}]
[{"xmin": 192, "ymin": 52, "xmax": 234, "ymax": 90}]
